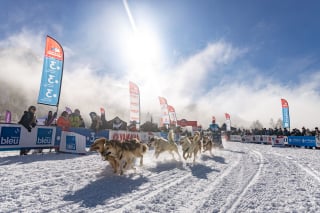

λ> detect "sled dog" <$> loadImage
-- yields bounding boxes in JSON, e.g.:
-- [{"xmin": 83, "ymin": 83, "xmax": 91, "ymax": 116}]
[
  {"xmin": 150, "ymin": 132, "xmax": 181, "ymax": 160},
  {"xmin": 104, "ymin": 139, "xmax": 148, "ymax": 175},
  {"xmin": 180, "ymin": 133, "xmax": 201, "ymax": 163},
  {"xmin": 192, "ymin": 131, "xmax": 202, "ymax": 155},
  {"xmin": 202, "ymin": 135, "xmax": 213, "ymax": 156},
  {"xmin": 89, "ymin": 138, "xmax": 119, "ymax": 173}
]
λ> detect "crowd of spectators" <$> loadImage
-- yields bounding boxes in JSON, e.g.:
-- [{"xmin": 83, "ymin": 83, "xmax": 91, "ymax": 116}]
[
  {"xmin": 230, "ymin": 127, "xmax": 320, "ymax": 139},
  {"xmin": 1, "ymin": 106, "xmax": 319, "ymax": 139},
  {"xmin": 1, "ymin": 106, "xmax": 320, "ymax": 156}
]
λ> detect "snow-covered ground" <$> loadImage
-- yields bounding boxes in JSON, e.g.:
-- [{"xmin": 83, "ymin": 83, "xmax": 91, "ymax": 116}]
[{"xmin": 1, "ymin": 140, "xmax": 320, "ymax": 213}]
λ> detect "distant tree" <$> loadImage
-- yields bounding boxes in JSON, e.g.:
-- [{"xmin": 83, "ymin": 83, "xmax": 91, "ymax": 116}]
[
  {"xmin": 250, "ymin": 120, "xmax": 263, "ymax": 130},
  {"xmin": 269, "ymin": 118, "xmax": 275, "ymax": 128},
  {"xmin": 275, "ymin": 118, "xmax": 282, "ymax": 128},
  {"xmin": 0, "ymin": 80, "xmax": 29, "ymax": 123}
]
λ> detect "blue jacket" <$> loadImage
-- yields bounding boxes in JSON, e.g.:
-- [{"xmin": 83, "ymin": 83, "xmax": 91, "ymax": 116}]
[{"xmin": 209, "ymin": 123, "xmax": 220, "ymax": 132}]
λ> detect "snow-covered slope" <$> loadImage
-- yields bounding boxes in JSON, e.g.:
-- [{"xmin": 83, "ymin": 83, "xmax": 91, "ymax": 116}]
[{"xmin": 1, "ymin": 140, "xmax": 320, "ymax": 212}]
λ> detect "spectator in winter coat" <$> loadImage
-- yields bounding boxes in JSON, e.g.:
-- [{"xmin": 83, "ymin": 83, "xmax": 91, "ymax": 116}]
[
  {"xmin": 18, "ymin": 105, "xmax": 37, "ymax": 132},
  {"xmin": 45, "ymin": 111, "xmax": 57, "ymax": 126},
  {"xmin": 69, "ymin": 109, "xmax": 85, "ymax": 128},
  {"xmin": 18, "ymin": 105, "xmax": 37, "ymax": 155},
  {"xmin": 56, "ymin": 111, "xmax": 71, "ymax": 131},
  {"xmin": 89, "ymin": 112, "xmax": 102, "ymax": 132}
]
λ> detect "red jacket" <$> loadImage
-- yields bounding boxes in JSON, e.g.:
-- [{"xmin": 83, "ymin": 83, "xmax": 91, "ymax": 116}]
[{"xmin": 57, "ymin": 116, "xmax": 71, "ymax": 131}]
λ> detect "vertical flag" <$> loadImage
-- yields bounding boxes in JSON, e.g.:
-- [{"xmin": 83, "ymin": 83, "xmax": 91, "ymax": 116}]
[
  {"xmin": 281, "ymin": 98, "xmax": 290, "ymax": 129},
  {"xmin": 225, "ymin": 113, "xmax": 230, "ymax": 120},
  {"xmin": 129, "ymin": 81, "xmax": 140, "ymax": 128},
  {"xmin": 168, "ymin": 105, "xmax": 177, "ymax": 126},
  {"xmin": 100, "ymin": 107, "xmax": 108, "ymax": 128},
  {"xmin": 225, "ymin": 113, "xmax": 231, "ymax": 131},
  {"xmin": 38, "ymin": 36, "xmax": 64, "ymax": 106},
  {"xmin": 158, "ymin": 96, "xmax": 170, "ymax": 127},
  {"xmin": 5, "ymin": 110, "xmax": 11, "ymax": 123}
]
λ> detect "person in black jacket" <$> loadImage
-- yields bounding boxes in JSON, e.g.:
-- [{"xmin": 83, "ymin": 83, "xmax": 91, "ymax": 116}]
[{"xmin": 18, "ymin": 105, "xmax": 37, "ymax": 155}]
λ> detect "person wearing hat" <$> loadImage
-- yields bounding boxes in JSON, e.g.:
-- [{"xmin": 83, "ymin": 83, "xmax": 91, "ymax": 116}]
[
  {"xmin": 56, "ymin": 111, "xmax": 71, "ymax": 131},
  {"xmin": 69, "ymin": 109, "xmax": 85, "ymax": 128},
  {"xmin": 18, "ymin": 105, "xmax": 37, "ymax": 155},
  {"xmin": 209, "ymin": 117, "xmax": 220, "ymax": 132},
  {"xmin": 89, "ymin": 112, "xmax": 102, "ymax": 132},
  {"xmin": 18, "ymin": 105, "xmax": 37, "ymax": 132},
  {"xmin": 208, "ymin": 117, "xmax": 223, "ymax": 148}
]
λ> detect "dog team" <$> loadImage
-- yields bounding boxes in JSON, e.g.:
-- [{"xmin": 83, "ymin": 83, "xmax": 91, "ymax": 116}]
[{"xmin": 89, "ymin": 129, "xmax": 221, "ymax": 175}]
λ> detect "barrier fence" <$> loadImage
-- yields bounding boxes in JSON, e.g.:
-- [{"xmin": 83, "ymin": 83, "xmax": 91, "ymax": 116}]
[
  {"xmin": 229, "ymin": 134, "xmax": 320, "ymax": 148},
  {"xmin": 1, "ymin": 123, "xmax": 319, "ymax": 155},
  {"xmin": 0, "ymin": 123, "xmax": 163, "ymax": 154}
]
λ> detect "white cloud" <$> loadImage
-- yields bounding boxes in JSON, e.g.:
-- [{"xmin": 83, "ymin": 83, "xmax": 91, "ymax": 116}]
[{"xmin": 1, "ymin": 31, "xmax": 320, "ymax": 130}]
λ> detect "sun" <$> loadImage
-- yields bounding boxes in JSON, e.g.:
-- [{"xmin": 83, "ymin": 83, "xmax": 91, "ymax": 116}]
[
  {"xmin": 125, "ymin": 28, "xmax": 162, "ymax": 68},
  {"xmin": 120, "ymin": 26, "xmax": 165, "ymax": 87}
]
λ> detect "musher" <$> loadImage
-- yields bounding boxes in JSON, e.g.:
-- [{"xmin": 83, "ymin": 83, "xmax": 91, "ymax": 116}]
[{"xmin": 208, "ymin": 116, "xmax": 223, "ymax": 148}]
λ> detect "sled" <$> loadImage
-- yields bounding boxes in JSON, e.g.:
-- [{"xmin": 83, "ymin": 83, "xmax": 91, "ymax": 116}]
[{"xmin": 211, "ymin": 131, "xmax": 224, "ymax": 149}]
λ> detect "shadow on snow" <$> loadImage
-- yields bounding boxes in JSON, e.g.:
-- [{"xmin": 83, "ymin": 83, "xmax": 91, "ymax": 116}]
[
  {"xmin": 64, "ymin": 171, "xmax": 149, "ymax": 208},
  {"xmin": 200, "ymin": 154, "xmax": 227, "ymax": 164},
  {"xmin": 0, "ymin": 151, "xmax": 89, "ymax": 166},
  {"xmin": 188, "ymin": 163, "xmax": 220, "ymax": 179},
  {"xmin": 146, "ymin": 159, "xmax": 186, "ymax": 173}
]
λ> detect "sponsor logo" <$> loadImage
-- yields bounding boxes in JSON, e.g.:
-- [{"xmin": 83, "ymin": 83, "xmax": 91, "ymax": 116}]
[
  {"xmin": 51, "ymin": 47, "xmax": 60, "ymax": 53},
  {"xmin": 112, "ymin": 133, "xmax": 140, "ymax": 141},
  {"xmin": 36, "ymin": 128, "xmax": 53, "ymax": 145},
  {"xmin": 0, "ymin": 127, "xmax": 21, "ymax": 145},
  {"xmin": 89, "ymin": 132, "xmax": 96, "ymax": 143},
  {"xmin": 66, "ymin": 135, "xmax": 76, "ymax": 150}
]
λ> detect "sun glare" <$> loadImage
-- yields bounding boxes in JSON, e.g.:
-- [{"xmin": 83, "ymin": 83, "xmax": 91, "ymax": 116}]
[
  {"xmin": 121, "ymin": 26, "xmax": 164, "ymax": 86},
  {"xmin": 125, "ymin": 29, "xmax": 162, "ymax": 67},
  {"xmin": 121, "ymin": 0, "xmax": 164, "ymax": 83}
]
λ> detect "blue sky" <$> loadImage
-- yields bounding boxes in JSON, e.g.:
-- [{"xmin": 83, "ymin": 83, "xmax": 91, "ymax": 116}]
[{"xmin": 1, "ymin": 0, "xmax": 320, "ymax": 129}]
